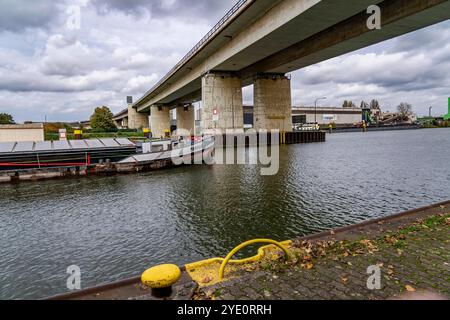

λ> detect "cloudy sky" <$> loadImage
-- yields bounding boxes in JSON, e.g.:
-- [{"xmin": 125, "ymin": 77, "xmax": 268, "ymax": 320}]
[{"xmin": 0, "ymin": 0, "xmax": 449, "ymax": 123}]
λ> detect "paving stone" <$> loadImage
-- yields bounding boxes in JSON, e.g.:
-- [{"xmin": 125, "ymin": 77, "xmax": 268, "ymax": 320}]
[{"xmin": 195, "ymin": 213, "xmax": 450, "ymax": 300}]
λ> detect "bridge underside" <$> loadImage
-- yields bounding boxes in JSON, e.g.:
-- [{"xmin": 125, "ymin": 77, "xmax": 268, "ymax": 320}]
[{"xmin": 134, "ymin": 0, "xmax": 450, "ymax": 133}]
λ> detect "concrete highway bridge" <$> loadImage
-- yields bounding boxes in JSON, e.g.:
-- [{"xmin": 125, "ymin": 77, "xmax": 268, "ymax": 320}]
[{"xmin": 114, "ymin": 0, "xmax": 450, "ymax": 138}]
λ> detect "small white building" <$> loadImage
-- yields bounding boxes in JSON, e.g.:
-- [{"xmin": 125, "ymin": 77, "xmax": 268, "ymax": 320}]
[{"xmin": 0, "ymin": 123, "xmax": 45, "ymax": 142}]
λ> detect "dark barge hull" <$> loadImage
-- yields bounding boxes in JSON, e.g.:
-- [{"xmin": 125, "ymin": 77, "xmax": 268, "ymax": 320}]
[{"xmin": 0, "ymin": 139, "xmax": 137, "ymax": 171}]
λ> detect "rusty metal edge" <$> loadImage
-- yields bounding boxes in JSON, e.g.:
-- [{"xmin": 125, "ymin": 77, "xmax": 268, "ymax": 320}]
[{"xmin": 44, "ymin": 200, "xmax": 450, "ymax": 300}]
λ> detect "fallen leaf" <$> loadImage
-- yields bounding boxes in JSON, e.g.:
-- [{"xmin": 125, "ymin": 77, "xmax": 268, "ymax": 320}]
[
  {"xmin": 204, "ymin": 290, "xmax": 214, "ymax": 298},
  {"xmin": 341, "ymin": 277, "xmax": 349, "ymax": 284},
  {"xmin": 405, "ymin": 285, "xmax": 416, "ymax": 292},
  {"xmin": 202, "ymin": 277, "xmax": 212, "ymax": 284},
  {"xmin": 244, "ymin": 265, "xmax": 256, "ymax": 272},
  {"xmin": 306, "ymin": 263, "xmax": 314, "ymax": 270}
]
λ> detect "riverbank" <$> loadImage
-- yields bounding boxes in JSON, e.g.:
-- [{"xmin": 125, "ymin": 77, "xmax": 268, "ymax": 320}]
[
  {"xmin": 195, "ymin": 202, "xmax": 450, "ymax": 300},
  {"xmin": 328, "ymin": 124, "xmax": 421, "ymax": 133},
  {"xmin": 49, "ymin": 200, "xmax": 450, "ymax": 300}
]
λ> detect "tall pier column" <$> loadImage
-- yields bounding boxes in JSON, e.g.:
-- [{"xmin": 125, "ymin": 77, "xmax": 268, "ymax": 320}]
[
  {"xmin": 253, "ymin": 74, "xmax": 292, "ymax": 132},
  {"xmin": 176, "ymin": 104, "xmax": 195, "ymax": 133},
  {"xmin": 150, "ymin": 105, "xmax": 171, "ymax": 138},
  {"xmin": 128, "ymin": 105, "xmax": 149, "ymax": 129},
  {"xmin": 201, "ymin": 72, "xmax": 243, "ymax": 131}
]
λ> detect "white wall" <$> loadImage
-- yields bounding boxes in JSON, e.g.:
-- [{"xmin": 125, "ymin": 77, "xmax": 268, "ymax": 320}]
[{"xmin": 0, "ymin": 125, "xmax": 45, "ymax": 142}]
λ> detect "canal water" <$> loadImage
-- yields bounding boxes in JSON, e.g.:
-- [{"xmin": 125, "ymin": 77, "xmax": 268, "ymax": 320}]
[{"xmin": 1, "ymin": 129, "xmax": 449, "ymax": 299}]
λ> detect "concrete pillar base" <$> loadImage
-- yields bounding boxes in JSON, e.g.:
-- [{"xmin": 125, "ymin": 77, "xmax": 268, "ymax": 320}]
[
  {"xmin": 253, "ymin": 74, "xmax": 292, "ymax": 132},
  {"xmin": 176, "ymin": 105, "xmax": 195, "ymax": 134},
  {"xmin": 128, "ymin": 105, "xmax": 149, "ymax": 130},
  {"xmin": 150, "ymin": 105, "xmax": 171, "ymax": 139},
  {"xmin": 201, "ymin": 72, "xmax": 243, "ymax": 132}
]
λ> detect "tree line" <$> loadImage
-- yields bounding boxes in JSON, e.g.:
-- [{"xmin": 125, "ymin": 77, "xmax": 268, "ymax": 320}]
[
  {"xmin": 342, "ymin": 99, "xmax": 413, "ymax": 115},
  {"xmin": 342, "ymin": 99, "xmax": 381, "ymax": 109},
  {"xmin": 0, "ymin": 106, "xmax": 117, "ymax": 131}
]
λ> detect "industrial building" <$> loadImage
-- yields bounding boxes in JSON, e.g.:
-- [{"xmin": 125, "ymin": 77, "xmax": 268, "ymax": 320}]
[
  {"xmin": 291, "ymin": 106, "xmax": 364, "ymax": 126},
  {"xmin": 0, "ymin": 123, "xmax": 45, "ymax": 143},
  {"xmin": 242, "ymin": 106, "xmax": 365, "ymax": 128}
]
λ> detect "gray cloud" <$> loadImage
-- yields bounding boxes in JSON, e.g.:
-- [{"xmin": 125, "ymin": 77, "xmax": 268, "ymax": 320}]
[
  {"xmin": 92, "ymin": 0, "xmax": 235, "ymax": 22},
  {"xmin": 0, "ymin": 0, "xmax": 58, "ymax": 32}
]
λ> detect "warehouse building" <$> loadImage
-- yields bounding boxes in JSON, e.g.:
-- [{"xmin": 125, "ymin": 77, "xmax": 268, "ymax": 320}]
[
  {"xmin": 292, "ymin": 106, "xmax": 364, "ymax": 126},
  {"xmin": 242, "ymin": 106, "xmax": 364, "ymax": 128}
]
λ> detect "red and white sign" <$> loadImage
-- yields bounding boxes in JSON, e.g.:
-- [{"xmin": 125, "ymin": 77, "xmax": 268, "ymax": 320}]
[
  {"xmin": 212, "ymin": 108, "xmax": 219, "ymax": 122},
  {"xmin": 59, "ymin": 129, "xmax": 67, "ymax": 141}
]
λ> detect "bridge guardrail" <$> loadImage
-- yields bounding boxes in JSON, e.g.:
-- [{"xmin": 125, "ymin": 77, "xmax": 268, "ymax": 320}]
[{"xmin": 134, "ymin": 0, "xmax": 251, "ymax": 107}]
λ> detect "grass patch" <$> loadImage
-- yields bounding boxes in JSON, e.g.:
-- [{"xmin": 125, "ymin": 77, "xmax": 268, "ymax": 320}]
[{"xmin": 213, "ymin": 288, "xmax": 222, "ymax": 298}]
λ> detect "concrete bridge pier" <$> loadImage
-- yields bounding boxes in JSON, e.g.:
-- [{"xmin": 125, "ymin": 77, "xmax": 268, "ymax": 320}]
[
  {"xmin": 128, "ymin": 104, "xmax": 149, "ymax": 130},
  {"xmin": 150, "ymin": 105, "xmax": 171, "ymax": 139},
  {"xmin": 117, "ymin": 117, "xmax": 128, "ymax": 129},
  {"xmin": 201, "ymin": 72, "xmax": 243, "ymax": 132},
  {"xmin": 253, "ymin": 73, "xmax": 292, "ymax": 132},
  {"xmin": 176, "ymin": 104, "xmax": 195, "ymax": 134}
]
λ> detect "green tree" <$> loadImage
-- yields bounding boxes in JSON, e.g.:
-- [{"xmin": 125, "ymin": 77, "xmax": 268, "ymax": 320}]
[
  {"xmin": 90, "ymin": 106, "xmax": 117, "ymax": 132},
  {"xmin": 0, "ymin": 113, "xmax": 15, "ymax": 124}
]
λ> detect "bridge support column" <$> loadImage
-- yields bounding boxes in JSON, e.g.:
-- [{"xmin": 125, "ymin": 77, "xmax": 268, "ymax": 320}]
[
  {"xmin": 128, "ymin": 105, "xmax": 149, "ymax": 130},
  {"xmin": 115, "ymin": 117, "xmax": 129, "ymax": 129},
  {"xmin": 201, "ymin": 72, "xmax": 243, "ymax": 131},
  {"xmin": 253, "ymin": 74, "xmax": 292, "ymax": 132},
  {"xmin": 150, "ymin": 105, "xmax": 171, "ymax": 139},
  {"xmin": 176, "ymin": 105, "xmax": 195, "ymax": 134}
]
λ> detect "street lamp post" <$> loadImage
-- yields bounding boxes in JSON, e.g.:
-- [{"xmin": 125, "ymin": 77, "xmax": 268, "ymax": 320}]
[{"xmin": 314, "ymin": 97, "xmax": 327, "ymax": 130}]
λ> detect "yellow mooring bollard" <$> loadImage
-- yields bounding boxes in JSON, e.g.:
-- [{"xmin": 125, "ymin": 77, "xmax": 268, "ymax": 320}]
[
  {"xmin": 141, "ymin": 264, "xmax": 181, "ymax": 297},
  {"xmin": 218, "ymin": 239, "xmax": 290, "ymax": 281},
  {"xmin": 280, "ymin": 131, "xmax": 286, "ymax": 144}
]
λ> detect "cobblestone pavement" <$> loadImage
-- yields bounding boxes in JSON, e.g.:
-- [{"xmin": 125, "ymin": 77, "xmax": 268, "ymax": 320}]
[{"xmin": 196, "ymin": 212, "xmax": 450, "ymax": 300}]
